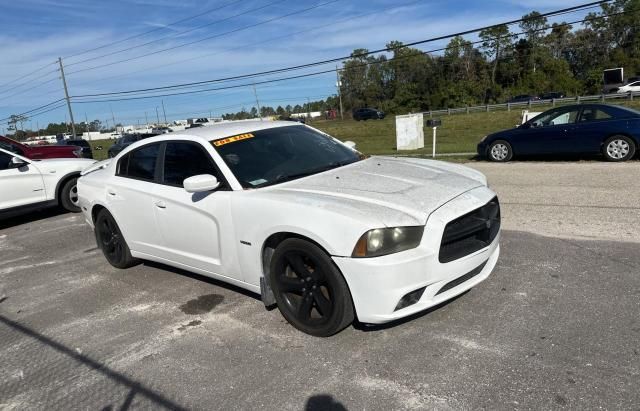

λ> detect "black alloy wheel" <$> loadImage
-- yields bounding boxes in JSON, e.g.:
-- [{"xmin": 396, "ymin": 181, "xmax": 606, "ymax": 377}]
[
  {"xmin": 95, "ymin": 210, "xmax": 139, "ymax": 269},
  {"xmin": 270, "ymin": 239, "xmax": 354, "ymax": 337}
]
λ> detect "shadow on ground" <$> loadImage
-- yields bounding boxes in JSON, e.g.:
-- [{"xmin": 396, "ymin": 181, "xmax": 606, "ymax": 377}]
[{"xmin": 0, "ymin": 315, "xmax": 187, "ymax": 410}]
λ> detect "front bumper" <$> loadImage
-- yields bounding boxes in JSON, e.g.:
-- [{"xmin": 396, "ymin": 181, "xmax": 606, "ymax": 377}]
[{"xmin": 333, "ymin": 186, "xmax": 500, "ymax": 324}]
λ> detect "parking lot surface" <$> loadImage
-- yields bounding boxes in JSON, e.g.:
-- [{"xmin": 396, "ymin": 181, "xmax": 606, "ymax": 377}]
[{"xmin": 1, "ymin": 162, "xmax": 639, "ymax": 410}]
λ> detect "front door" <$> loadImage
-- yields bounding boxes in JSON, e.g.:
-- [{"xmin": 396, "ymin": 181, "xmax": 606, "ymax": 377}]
[
  {"xmin": 516, "ymin": 107, "xmax": 582, "ymax": 154},
  {"xmin": 0, "ymin": 152, "xmax": 45, "ymax": 209},
  {"xmin": 152, "ymin": 141, "xmax": 237, "ymax": 278}
]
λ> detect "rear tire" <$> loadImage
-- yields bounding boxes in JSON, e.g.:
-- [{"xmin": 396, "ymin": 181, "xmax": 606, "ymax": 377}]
[
  {"xmin": 59, "ymin": 178, "xmax": 80, "ymax": 212},
  {"xmin": 603, "ymin": 135, "xmax": 635, "ymax": 162},
  {"xmin": 269, "ymin": 238, "xmax": 354, "ymax": 337},
  {"xmin": 487, "ymin": 140, "xmax": 513, "ymax": 162},
  {"xmin": 95, "ymin": 209, "xmax": 140, "ymax": 269}
]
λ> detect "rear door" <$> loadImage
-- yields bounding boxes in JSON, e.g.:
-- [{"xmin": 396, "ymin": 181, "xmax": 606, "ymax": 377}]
[
  {"xmin": 570, "ymin": 106, "xmax": 617, "ymax": 153},
  {"xmin": 0, "ymin": 151, "xmax": 45, "ymax": 209},
  {"xmin": 107, "ymin": 142, "xmax": 164, "ymax": 256},
  {"xmin": 151, "ymin": 141, "xmax": 238, "ymax": 278}
]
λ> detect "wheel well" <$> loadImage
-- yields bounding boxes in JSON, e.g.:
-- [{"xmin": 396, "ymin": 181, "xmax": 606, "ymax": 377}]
[
  {"xmin": 261, "ymin": 232, "xmax": 329, "ymax": 279},
  {"xmin": 91, "ymin": 204, "xmax": 107, "ymax": 223},
  {"xmin": 55, "ymin": 173, "xmax": 80, "ymax": 202}
]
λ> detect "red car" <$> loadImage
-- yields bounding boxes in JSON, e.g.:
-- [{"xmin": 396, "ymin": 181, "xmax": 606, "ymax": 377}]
[{"xmin": 0, "ymin": 136, "xmax": 82, "ymax": 159}]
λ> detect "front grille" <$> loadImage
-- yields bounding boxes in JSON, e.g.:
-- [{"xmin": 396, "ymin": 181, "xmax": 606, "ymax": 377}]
[
  {"xmin": 439, "ymin": 197, "xmax": 500, "ymax": 263},
  {"xmin": 435, "ymin": 261, "xmax": 487, "ymax": 296}
]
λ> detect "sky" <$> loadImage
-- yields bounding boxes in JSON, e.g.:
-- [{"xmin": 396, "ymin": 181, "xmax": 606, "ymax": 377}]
[{"xmin": 0, "ymin": 0, "xmax": 595, "ymax": 130}]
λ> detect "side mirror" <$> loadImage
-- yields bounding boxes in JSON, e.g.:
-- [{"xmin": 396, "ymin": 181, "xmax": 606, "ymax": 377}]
[
  {"xmin": 520, "ymin": 122, "xmax": 531, "ymax": 129},
  {"xmin": 183, "ymin": 174, "xmax": 220, "ymax": 193},
  {"xmin": 344, "ymin": 141, "xmax": 357, "ymax": 150},
  {"xmin": 9, "ymin": 156, "xmax": 27, "ymax": 168}
]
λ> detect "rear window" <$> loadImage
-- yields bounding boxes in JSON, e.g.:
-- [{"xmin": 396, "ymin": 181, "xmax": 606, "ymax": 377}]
[{"xmin": 117, "ymin": 143, "xmax": 160, "ymax": 182}]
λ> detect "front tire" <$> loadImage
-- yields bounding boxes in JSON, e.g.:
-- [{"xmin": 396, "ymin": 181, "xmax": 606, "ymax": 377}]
[
  {"xmin": 95, "ymin": 209, "xmax": 140, "ymax": 269},
  {"xmin": 269, "ymin": 238, "xmax": 354, "ymax": 337},
  {"xmin": 603, "ymin": 135, "xmax": 635, "ymax": 162},
  {"xmin": 59, "ymin": 178, "xmax": 80, "ymax": 212},
  {"xmin": 488, "ymin": 140, "xmax": 513, "ymax": 162}
]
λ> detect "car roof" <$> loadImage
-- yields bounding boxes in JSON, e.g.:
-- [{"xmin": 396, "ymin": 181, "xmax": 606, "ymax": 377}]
[
  {"xmin": 114, "ymin": 120, "xmax": 304, "ymax": 157},
  {"xmin": 175, "ymin": 120, "xmax": 301, "ymax": 141}
]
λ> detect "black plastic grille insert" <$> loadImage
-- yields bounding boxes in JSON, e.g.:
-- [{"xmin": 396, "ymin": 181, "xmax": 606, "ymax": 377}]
[{"xmin": 439, "ymin": 197, "xmax": 500, "ymax": 263}]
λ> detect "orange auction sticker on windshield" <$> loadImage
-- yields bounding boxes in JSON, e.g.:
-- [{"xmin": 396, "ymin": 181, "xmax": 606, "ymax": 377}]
[{"xmin": 212, "ymin": 133, "xmax": 255, "ymax": 147}]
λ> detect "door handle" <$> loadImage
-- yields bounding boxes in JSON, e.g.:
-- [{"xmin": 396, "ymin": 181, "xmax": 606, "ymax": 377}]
[
  {"xmin": 107, "ymin": 189, "xmax": 116, "ymax": 196},
  {"xmin": 155, "ymin": 201, "xmax": 167, "ymax": 209}
]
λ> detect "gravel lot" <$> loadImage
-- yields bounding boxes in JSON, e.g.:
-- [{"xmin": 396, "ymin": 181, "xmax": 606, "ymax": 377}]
[{"xmin": 1, "ymin": 161, "xmax": 639, "ymax": 410}]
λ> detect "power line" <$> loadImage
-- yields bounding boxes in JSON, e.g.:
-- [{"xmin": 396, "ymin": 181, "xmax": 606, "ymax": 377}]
[
  {"xmin": 65, "ymin": 0, "xmax": 343, "ymax": 76},
  {"xmin": 0, "ymin": 61, "xmax": 57, "ymax": 92},
  {"xmin": 69, "ymin": 9, "xmax": 631, "ymax": 106},
  {"xmin": 1, "ymin": 101, "xmax": 66, "ymax": 123},
  {"xmin": 65, "ymin": 0, "xmax": 287, "ymax": 68},
  {"xmin": 62, "ymin": 0, "xmax": 427, "ymax": 91},
  {"xmin": 63, "ymin": 0, "xmax": 247, "ymax": 60},
  {"xmin": 2, "ymin": 1, "xmax": 617, "ymax": 122},
  {"xmin": 0, "ymin": 69, "xmax": 59, "ymax": 97},
  {"xmin": 0, "ymin": 77, "xmax": 60, "ymax": 103},
  {"xmin": 70, "ymin": 1, "xmax": 615, "ymax": 100}
]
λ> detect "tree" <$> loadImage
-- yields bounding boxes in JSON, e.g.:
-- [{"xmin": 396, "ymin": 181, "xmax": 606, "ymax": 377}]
[
  {"xmin": 519, "ymin": 11, "xmax": 549, "ymax": 73},
  {"xmin": 479, "ymin": 24, "xmax": 513, "ymax": 88},
  {"xmin": 8, "ymin": 114, "xmax": 29, "ymax": 136}
]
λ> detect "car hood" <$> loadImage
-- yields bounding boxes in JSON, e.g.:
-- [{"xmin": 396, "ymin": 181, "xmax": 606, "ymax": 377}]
[
  {"xmin": 267, "ymin": 156, "xmax": 486, "ymax": 226},
  {"xmin": 34, "ymin": 158, "xmax": 96, "ymax": 172}
]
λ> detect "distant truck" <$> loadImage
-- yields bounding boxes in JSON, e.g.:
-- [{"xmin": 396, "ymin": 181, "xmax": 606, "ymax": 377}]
[{"xmin": 0, "ymin": 135, "xmax": 82, "ymax": 159}]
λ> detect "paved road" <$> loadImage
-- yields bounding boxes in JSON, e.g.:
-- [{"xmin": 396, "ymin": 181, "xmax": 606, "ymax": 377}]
[
  {"xmin": 1, "ymin": 162, "xmax": 639, "ymax": 410},
  {"xmin": 471, "ymin": 161, "xmax": 640, "ymax": 243}
]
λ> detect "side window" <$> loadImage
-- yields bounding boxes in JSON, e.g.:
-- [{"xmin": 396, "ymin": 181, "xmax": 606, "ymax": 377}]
[
  {"xmin": 0, "ymin": 152, "xmax": 12, "ymax": 170},
  {"xmin": 116, "ymin": 143, "xmax": 160, "ymax": 182},
  {"xmin": 162, "ymin": 142, "xmax": 219, "ymax": 187},
  {"xmin": 580, "ymin": 108, "xmax": 612, "ymax": 122},
  {"xmin": 534, "ymin": 109, "xmax": 580, "ymax": 127}
]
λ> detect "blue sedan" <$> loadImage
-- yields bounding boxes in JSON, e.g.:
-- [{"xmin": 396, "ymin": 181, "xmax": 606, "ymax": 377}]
[{"xmin": 477, "ymin": 104, "xmax": 640, "ymax": 162}]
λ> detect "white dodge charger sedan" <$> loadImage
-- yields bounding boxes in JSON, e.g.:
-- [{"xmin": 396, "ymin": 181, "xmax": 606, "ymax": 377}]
[{"xmin": 78, "ymin": 121, "xmax": 500, "ymax": 336}]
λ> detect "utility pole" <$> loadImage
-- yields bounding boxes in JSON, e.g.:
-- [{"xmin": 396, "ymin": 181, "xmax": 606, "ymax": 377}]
[
  {"xmin": 110, "ymin": 105, "xmax": 117, "ymax": 133},
  {"xmin": 252, "ymin": 84, "xmax": 262, "ymax": 121},
  {"xmin": 85, "ymin": 113, "xmax": 90, "ymax": 139},
  {"xmin": 37, "ymin": 121, "xmax": 40, "ymax": 137},
  {"xmin": 58, "ymin": 57, "xmax": 77, "ymax": 137},
  {"xmin": 336, "ymin": 65, "xmax": 344, "ymax": 120},
  {"xmin": 145, "ymin": 112, "xmax": 149, "ymax": 129},
  {"xmin": 155, "ymin": 107, "xmax": 160, "ymax": 125},
  {"xmin": 209, "ymin": 109, "xmax": 212, "ymax": 119},
  {"xmin": 161, "ymin": 100, "xmax": 167, "ymax": 124},
  {"xmin": 307, "ymin": 97, "xmax": 311, "ymax": 121}
]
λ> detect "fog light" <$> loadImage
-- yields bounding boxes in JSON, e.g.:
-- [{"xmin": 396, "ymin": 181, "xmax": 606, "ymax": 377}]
[{"xmin": 394, "ymin": 287, "xmax": 426, "ymax": 311}]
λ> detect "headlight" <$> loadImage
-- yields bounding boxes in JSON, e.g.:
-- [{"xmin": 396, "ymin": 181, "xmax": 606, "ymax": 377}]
[
  {"xmin": 73, "ymin": 148, "xmax": 83, "ymax": 157},
  {"xmin": 352, "ymin": 226, "xmax": 424, "ymax": 258}
]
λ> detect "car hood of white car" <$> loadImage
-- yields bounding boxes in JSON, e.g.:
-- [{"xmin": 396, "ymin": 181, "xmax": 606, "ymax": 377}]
[
  {"xmin": 267, "ymin": 156, "xmax": 486, "ymax": 226},
  {"xmin": 34, "ymin": 158, "xmax": 96, "ymax": 172}
]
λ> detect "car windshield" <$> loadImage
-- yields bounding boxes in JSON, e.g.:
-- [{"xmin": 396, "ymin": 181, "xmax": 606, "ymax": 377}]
[{"xmin": 213, "ymin": 125, "xmax": 361, "ymax": 188}]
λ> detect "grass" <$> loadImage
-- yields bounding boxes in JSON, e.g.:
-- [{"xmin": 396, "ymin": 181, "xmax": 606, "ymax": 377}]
[{"xmin": 88, "ymin": 99, "xmax": 640, "ymax": 161}]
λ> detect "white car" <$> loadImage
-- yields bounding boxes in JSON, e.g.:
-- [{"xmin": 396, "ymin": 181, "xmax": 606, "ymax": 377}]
[
  {"xmin": 617, "ymin": 81, "xmax": 640, "ymax": 94},
  {"xmin": 0, "ymin": 148, "xmax": 96, "ymax": 218},
  {"xmin": 78, "ymin": 121, "xmax": 500, "ymax": 336}
]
